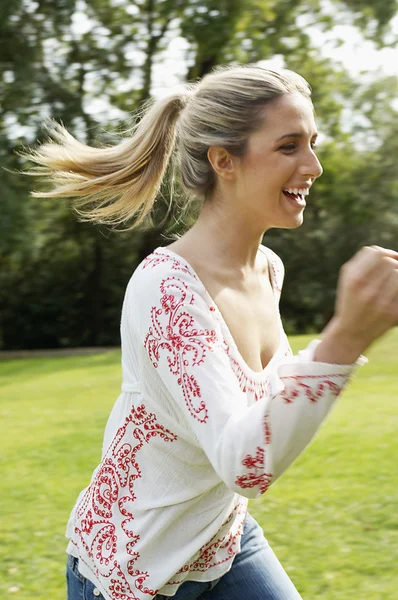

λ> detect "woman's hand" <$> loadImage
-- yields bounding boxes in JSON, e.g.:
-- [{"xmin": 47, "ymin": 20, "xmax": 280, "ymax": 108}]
[
  {"xmin": 335, "ymin": 245, "xmax": 398, "ymax": 343},
  {"xmin": 315, "ymin": 245, "xmax": 398, "ymax": 364}
]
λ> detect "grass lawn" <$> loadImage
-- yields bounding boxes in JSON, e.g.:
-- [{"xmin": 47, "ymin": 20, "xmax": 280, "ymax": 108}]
[{"xmin": 1, "ymin": 329, "xmax": 397, "ymax": 599}]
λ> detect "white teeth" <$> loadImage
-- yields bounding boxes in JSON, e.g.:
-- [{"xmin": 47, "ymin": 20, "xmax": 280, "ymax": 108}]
[{"xmin": 284, "ymin": 187, "xmax": 310, "ymax": 196}]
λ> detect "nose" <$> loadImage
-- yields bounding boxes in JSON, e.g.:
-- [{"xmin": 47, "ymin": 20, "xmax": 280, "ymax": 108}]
[{"xmin": 299, "ymin": 148, "xmax": 323, "ymax": 179}]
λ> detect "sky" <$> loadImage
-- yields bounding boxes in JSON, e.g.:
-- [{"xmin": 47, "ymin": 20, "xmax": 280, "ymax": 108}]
[
  {"xmin": 5, "ymin": 3, "xmax": 397, "ymax": 139},
  {"xmin": 150, "ymin": 14, "xmax": 398, "ymax": 99},
  {"xmin": 77, "ymin": 10, "xmax": 397, "ymax": 123}
]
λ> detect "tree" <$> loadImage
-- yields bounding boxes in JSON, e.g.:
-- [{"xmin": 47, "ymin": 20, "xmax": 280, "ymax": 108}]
[{"xmin": 1, "ymin": 0, "xmax": 396, "ymax": 348}]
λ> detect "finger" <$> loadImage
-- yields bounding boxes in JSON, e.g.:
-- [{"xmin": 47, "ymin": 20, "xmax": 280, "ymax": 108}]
[
  {"xmin": 377, "ymin": 270, "xmax": 398, "ymax": 322},
  {"xmin": 378, "ymin": 256, "xmax": 398, "ymax": 271},
  {"xmin": 350, "ymin": 248, "xmax": 394, "ymax": 281},
  {"xmin": 349, "ymin": 256, "xmax": 396, "ymax": 304},
  {"xmin": 369, "ymin": 245, "xmax": 398, "ymax": 260},
  {"xmin": 366, "ymin": 256, "xmax": 398, "ymax": 289},
  {"xmin": 362, "ymin": 260, "xmax": 394, "ymax": 300}
]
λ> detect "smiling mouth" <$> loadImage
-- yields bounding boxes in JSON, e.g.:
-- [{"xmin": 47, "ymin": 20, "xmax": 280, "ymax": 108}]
[
  {"xmin": 282, "ymin": 187, "xmax": 310, "ymax": 202},
  {"xmin": 283, "ymin": 190, "xmax": 302, "ymax": 201},
  {"xmin": 282, "ymin": 191, "xmax": 306, "ymax": 205}
]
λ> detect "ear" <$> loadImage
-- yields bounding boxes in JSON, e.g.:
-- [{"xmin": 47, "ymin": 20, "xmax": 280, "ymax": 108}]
[{"xmin": 207, "ymin": 146, "xmax": 236, "ymax": 181}]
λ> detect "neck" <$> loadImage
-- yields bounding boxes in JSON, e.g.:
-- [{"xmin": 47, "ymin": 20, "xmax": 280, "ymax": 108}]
[{"xmin": 179, "ymin": 196, "xmax": 268, "ymax": 273}]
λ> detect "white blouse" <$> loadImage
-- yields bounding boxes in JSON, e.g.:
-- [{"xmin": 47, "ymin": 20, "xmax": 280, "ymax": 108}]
[{"xmin": 66, "ymin": 244, "xmax": 366, "ymax": 600}]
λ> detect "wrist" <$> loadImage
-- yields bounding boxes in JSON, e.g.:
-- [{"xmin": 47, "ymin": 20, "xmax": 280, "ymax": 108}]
[{"xmin": 315, "ymin": 317, "xmax": 369, "ymax": 365}]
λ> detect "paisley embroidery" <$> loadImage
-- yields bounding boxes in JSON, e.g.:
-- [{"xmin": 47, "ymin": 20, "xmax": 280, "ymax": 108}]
[
  {"xmin": 235, "ymin": 447, "xmax": 273, "ymax": 494},
  {"xmin": 146, "ymin": 248, "xmax": 292, "ymax": 403},
  {"xmin": 67, "ymin": 247, "xmax": 357, "ymax": 598},
  {"xmin": 144, "ymin": 275, "xmax": 221, "ymax": 423},
  {"xmin": 71, "ymin": 404, "xmax": 177, "ymax": 599}
]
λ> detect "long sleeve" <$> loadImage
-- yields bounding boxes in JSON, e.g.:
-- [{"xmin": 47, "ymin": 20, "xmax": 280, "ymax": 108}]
[{"xmin": 127, "ymin": 258, "xmax": 366, "ymax": 499}]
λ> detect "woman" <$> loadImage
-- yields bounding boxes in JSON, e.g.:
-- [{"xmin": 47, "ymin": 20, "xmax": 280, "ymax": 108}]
[{"xmin": 25, "ymin": 65, "xmax": 397, "ymax": 600}]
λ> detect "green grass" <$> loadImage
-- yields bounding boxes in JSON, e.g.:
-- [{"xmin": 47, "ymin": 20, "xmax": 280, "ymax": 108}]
[{"xmin": 1, "ymin": 330, "xmax": 397, "ymax": 599}]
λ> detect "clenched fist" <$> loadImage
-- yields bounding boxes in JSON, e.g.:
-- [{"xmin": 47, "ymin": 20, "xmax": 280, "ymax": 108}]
[{"xmin": 315, "ymin": 245, "xmax": 398, "ymax": 365}]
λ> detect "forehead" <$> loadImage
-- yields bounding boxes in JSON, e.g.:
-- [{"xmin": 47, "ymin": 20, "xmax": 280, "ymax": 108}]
[{"xmin": 256, "ymin": 93, "xmax": 317, "ymax": 138}]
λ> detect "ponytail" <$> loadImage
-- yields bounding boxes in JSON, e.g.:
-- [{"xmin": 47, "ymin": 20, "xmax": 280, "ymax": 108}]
[
  {"xmin": 22, "ymin": 65, "xmax": 313, "ymax": 227},
  {"xmin": 22, "ymin": 92, "xmax": 187, "ymax": 228}
]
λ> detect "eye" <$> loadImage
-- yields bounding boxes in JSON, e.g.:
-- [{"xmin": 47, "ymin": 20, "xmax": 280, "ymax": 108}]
[
  {"xmin": 279, "ymin": 140, "xmax": 318, "ymax": 152},
  {"xmin": 280, "ymin": 143, "xmax": 297, "ymax": 152}
]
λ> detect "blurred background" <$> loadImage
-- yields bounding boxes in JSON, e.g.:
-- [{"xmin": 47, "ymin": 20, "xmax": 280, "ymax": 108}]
[
  {"xmin": 1, "ymin": 4, "xmax": 398, "ymax": 600},
  {"xmin": 1, "ymin": 0, "xmax": 397, "ymax": 350}
]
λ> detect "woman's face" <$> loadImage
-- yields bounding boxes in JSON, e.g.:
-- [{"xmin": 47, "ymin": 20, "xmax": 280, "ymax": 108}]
[{"xmin": 232, "ymin": 92, "xmax": 323, "ymax": 230}]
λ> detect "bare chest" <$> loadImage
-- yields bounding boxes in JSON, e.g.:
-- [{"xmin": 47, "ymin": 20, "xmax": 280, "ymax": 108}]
[
  {"xmin": 209, "ymin": 282, "xmax": 281, "ymax": 373},
  {"xmin": 165, "ymin": 244, "xmax": 281, "ymax": 373}
]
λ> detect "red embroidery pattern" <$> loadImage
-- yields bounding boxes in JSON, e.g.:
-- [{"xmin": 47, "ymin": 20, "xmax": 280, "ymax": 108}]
[
  {"xmin": 165, "ymin": 502, "xmax": 247, "ymax": 586},
  {"xmin": 142, "ymin": 250, "xmax": 292, "ymax": 402},
  {"xmin": 222, "ymin": 339, "xmax": 291, "ymax": 400},
  {"xmin": 280, "ymin": 374, "xmax": 344, "ymax": 404},
  {"xmin": 71, "ymin": 404, "xmax": 177, "ymax": 599},
  {"xmin": 265, "ymin": 248, "xmax": 283, "ymax": 296},
  {"xmin": 144, "ymin": 275, "xmax": 220, "ymax": 423},
  {"xmin": 235, "ymin": 447, "xmax": 272, "ymax": 494},
  {"xmin": 222, "ymin": 345, "xmax": 270, "ymax": 401},
  {"xmin": 264, "ymin": 414, "xmax": 272, "ymax": 444},
  {"xmin": 142, "ymin": 250, "xmax": 195, "ymax": 276}
]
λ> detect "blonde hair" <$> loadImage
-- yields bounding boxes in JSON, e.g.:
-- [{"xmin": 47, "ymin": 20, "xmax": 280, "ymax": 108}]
[{"xmin": 22, "ymin": 64, "xmax": 312, "ymax": 229}]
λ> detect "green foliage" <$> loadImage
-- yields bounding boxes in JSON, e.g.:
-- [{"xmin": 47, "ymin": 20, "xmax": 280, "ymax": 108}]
[
  {"xmin": 181, "ymin": 0, "xmax": 243, "ymax": 77},
  {"xmin": 335, "ymin": 0, "xmax": 398, "ymax": 43},
  {"xmin": 1, "ymin": 329, "xmax": 397, "ymax": 598},
  {"xmin": 1, "ymin": 0, "xmax": 397, "ymax": 348}
]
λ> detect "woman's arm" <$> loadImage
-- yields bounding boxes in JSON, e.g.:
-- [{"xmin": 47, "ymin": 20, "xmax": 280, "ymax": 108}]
[{"xmin": 128, "ymin": 260, "xmax": 365, "ymax": 499}]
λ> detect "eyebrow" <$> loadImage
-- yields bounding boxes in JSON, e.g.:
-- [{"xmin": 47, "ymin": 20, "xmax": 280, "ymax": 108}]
[{"xmin": 277, "ymin": 132, "xmax": 319, "ymax": 141}]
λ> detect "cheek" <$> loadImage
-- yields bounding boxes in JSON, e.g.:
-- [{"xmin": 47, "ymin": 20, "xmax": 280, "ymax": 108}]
[
  {"xmin": 244, "ymin": 157, "xmax": 274, "ymax": 183},
  {"xmin": 239, "ymin": 153, "xmax": 294, "ymax": 193}
]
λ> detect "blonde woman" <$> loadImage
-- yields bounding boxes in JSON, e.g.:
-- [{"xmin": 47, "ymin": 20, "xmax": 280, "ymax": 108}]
[{"xmin": 25, "ymin": 65, "xmax": 398, "ymax": 600}]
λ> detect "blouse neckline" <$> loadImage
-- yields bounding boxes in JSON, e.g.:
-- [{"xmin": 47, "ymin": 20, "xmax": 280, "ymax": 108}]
[{"xmin": 153, "ymin": 245, "xmax": 286, "ymax": 381}]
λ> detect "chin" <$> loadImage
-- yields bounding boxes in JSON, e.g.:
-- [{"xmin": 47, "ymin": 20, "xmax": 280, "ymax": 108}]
[
  {"xmin": 289, "ymin": 217, "xmax": 304, "ymax": 229},
  {"xmin": 274, "ymin": 216, "xmax": 304, "ymax": 230}
]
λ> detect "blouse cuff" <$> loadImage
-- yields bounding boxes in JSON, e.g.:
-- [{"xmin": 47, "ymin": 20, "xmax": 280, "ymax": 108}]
[
  {"xmin": 298, "ymin": 338, "xmax": 368, "ymax": 366},
  {"xmin": 275, "ymin": 338, "xmax": 368, "ymax": 379},
  {"xmin": 262, "ymin": 339, "xmax": 368, "ymax": 401}
]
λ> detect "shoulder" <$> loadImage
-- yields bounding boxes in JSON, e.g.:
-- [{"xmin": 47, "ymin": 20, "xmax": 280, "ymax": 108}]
[
  {"xmin": 125, "ymin": 248, "xmax": 225, "ymax": 348},
  {"xmin": 131, "ymin": 247, "xmax": 201, "ymax": 285},
  {"xmin": 259, "ymin": 244, "xmax": 285, "ymax": 291},
  {"xmin": 126, "ymin": 247, "xmax": 210, "ymax": 310}
]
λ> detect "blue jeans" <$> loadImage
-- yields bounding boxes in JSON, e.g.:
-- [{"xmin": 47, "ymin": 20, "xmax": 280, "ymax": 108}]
[
  {"xmin": 66, "ymin": 513, "xmax": 303, "ymax": 600},
  {"xmin": 66, "ymin": 554, "xmax": 104, "ymax": 600}
]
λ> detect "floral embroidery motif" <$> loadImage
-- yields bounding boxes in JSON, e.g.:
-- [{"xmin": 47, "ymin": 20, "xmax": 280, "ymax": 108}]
[
  {"xmin": 65, "ymin": 246, "xmax": 360, "ymax": 599},
  {"xmin": 235, "ymin": 447, "xmax": 272, "ymax": 494},
  {"xmin": 71, "ymin": 404, "xmax": 177, "ymax": 599},
  {"xmin": 142, "ymin": 249, "xmax": 292, "ymax": 404},
  {"xmin": 144, "ymin": 275, "xmax": 220, "ymax": 423}
]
